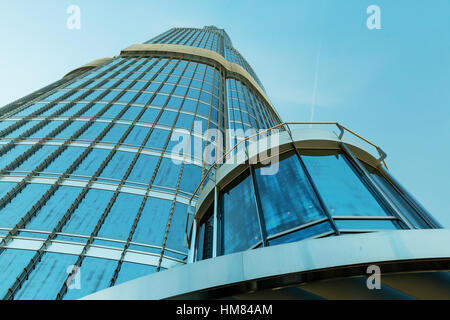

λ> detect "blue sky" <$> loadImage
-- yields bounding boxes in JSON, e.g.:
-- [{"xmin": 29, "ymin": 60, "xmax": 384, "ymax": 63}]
[{"xmin": 0, "ymin": 0, "xmax": 448, "ymax": 226}]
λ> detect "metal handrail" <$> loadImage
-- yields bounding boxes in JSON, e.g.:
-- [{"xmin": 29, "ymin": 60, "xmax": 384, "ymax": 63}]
[{"xmin": 188, "ymin": 122, "xmax": 388, "ymax": 203}]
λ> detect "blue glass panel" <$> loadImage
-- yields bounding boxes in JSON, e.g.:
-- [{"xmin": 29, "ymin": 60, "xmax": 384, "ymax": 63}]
[
  {"xmin": 135, "ymin": 92, "xmax": 154, "ymax": 105},
  {"xmin": 131, "ymin": 82, "xmax": 146, "ymax": 90},
  {"xmin": 254, "ymin": 154, "xmax": 326, "ymax": 236},
  {"xmin": 132, "ymin": 197, "xmax": 171, "ymax": 246},
  {"xmin": 179, "ymin": 164, "xmax": 202, "ymax": 194},
  {"xmin": 97, "ymin": 193, "xmax": 143, "ymax": 240},
  {"xmin": 175, "ymin": 113, "xmax": 194, "ymax": 129},
  {"xmin": 72, "ymin": 148, "xmax": 110, "ymax": 176},
  {"xmin": 65, "ymin": 90, "xmax": 86, "ymax": 101},
  {"xmin": 15, "ymin": 145, "xmax": 59, "ymax": 172},
  {"xmin": 0, "ymin": 182, "xmax": 16, "ymax": 199},
  {"xmin": 102, "ymin": 104, "xmax": 124, "ymax": 119},
  {"xmin": 81, "ymin": 103, "xmax": 106, "ymax": 117},
  {"xmin": 196, "ymin": 102, "xmax": 210, "ymax": 117},
  {"xmin": 40, "ymin": 103, "xmax": 67, "ymax": 117},
  {"xmin": 157, "ymin": 110, "xmax": 178, "ymax": 127},
  {"xmin": 0, "ymin": 121, "xmax": 15, "ymax": 132},
  {"xmin": 220, "ymin": 173, "xmax": 261, "ymax": 255},
  {"xmin": 127, "ymin": 154, "xmax": 158, "ymax": 184},
  {"xmin": 101, "ymin": 124, "xmax": 129, "ymax": 143},
  {"xmin": 115, "ymin": 262, "xmax": 156, "ymax": 286},
  {"xmin": 0, "ymin": 183, "xmax": 52, "ymax": 227},
  {"xmin": 140, "ymin": 107, "xmax": 160, "ymax": 123},
  {"xmin": 268, "ymin": 222, "xmax": 333, "ymax": 246},
  {"xmin": 101, "ymin": 90, "xmax": 121, "ymax": 102},
  {"xmin": 100, "ymin": 151, "xmax": 135, "ymax": 180},
  {"xmin": 43, "ymin": 91, "xmax": 67, "ymax": 101},
  {"xmin": 26, "ymin": 186, "xmax": 82, "ymax": 231},
  {"xmin": 54, "ymin": 121, "xmax": 85, "ymax": 140},
  {"xmin": 116, "ymin": 80, "xmax": 132, "ymax": 89},
  {"xmin": 0, "ymin": 249, "xmax": 36, "ymax": 297},
  {"xmin": 164, "ymin": 203, "xmax": 188, "ymax": 256},
  {"xmin": 61, "ymin": 103, "xmax": 87, "ymax": 117},
  {"xmin": 368, "ymin": 168, "xmax": 426, "ymax": 228},
  {"xmin": 43, "ymin": 146, "xmax": 85, "ymax": 173},
  {"xmin": 14, "ymin": 252, "xmax": 78, "ymax": 300},
  {"xmin": 14, "ymin": 104, "xmax": 46, "ymax": 117},
  {"xmin": 145, "ymin": 128, "xmax": 170, "ymax": 150},
  {"xmin": 0, "ymin": 144, "xmax": 33, "ymax": 169},
  {"xmin": 83, "ymin": 90, "xmax": 104, "ymax": 101},
  {"xmin": 153, "ymin": 157, "xmax": 181, "ymax": 188},
  {"xmin": 150, "ymin": 94, "xmax": 168, "ymax": 106},
  {"xmin": 5, "ymin": 120, "xmax": 39, "ymax": 138},
  {"xmin": 78, "ymin": 122, "xmax": 108, "ymax": 140},
  {"xmin": 60, "ymin": 189, "xmax": 113, "ymax": 236},
  {"xmin": 120, "ymin": 106, "xmax": 142, "ymax": 121},
  {"xmin": 301, "ymin": 152, "xmax": 390, "ymax": 217},
  {"xmin": 117, "ymin": 91, "xmax": 139, "ymax": 103},
  {"xmin": 29, "ymin": 121, "xmax": 63, "ymax": 138},
  {"xmin": 65, "ymin": 80, "xmax": 87, "ymax": 89},
  {"xmin": 167, "ymin": 96, "xmax": 183, "ymax": 109},
  {"xmin": 124, "ymin": 126, "xmax": 149, "ymax": 146},
  {"xmin": 63, "ymin": 257, "xmax": 117, "ymax": 300}
]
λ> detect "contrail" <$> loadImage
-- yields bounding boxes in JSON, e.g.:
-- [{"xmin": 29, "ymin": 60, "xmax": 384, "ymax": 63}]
[
  {"xmin": 309, "ymin": 39, "xmax": 322, "ymax": 128},
  {"xmin": 310, "ymin": 0, "xmax": 324, "ymax": 128}
]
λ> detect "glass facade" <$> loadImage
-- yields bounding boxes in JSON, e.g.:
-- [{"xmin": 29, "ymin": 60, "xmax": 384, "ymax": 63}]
[
  {"xmin": 195, "ymin": 146, "xmax": 438, "ymax": 260},
  {"xmin": 0, "ymin": 26, "xmax": 439, "ymax": 300},
  {"xmin": 0, "ymin": 26, "xmax": 280, "ymax": 300}
]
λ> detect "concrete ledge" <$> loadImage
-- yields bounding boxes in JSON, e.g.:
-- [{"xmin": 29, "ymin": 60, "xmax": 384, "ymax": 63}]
[
  {"xmin": 120, "ymin": 43, "xmax": 280, "ymax": 121},
  {"xmin": 81, "ymin": 229, "xmax": 450, "ymax": 300},
  {"xmin": 64, "ymin": 57, "xmax": 113, "ymax": 78}
]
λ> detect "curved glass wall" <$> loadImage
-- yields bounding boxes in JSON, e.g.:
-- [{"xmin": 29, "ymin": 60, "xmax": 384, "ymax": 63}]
[{"xmin": 194, "ymin": 145, "xmax": 438, "ymax": 260}]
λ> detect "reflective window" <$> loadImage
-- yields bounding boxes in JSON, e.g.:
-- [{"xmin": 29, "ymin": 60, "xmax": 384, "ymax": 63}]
[
  {"xmin": 254, "ymin": 153, "xmax": 326, "ymax": 237},
  {"xmin": 220, "ymin": 171, "xmax": 261, "ymax": 255},
  {"xmin": 301, "ymin": 150, "xmax": 390, "ymax": 217}
]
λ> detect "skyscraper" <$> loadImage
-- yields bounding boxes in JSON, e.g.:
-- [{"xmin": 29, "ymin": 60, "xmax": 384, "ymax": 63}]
[{"xmin": 0, "ymin": 26, "xmax": 448, "ymax": 300}]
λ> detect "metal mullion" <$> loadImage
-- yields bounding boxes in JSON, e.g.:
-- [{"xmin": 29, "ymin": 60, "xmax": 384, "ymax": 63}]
[
  {"xmin": 170, "ymin": 28, "xmax": 188, "ymax": 45},
  {"xmin": 378, "ymin": 168, "xmax": 441, "ymax": 228},
  {"xmin": 0, "ymin": 58, "xmax": 157, "ymax": 249},
  {"xmin": 110, "ymin": 60, "xmax": 198, "ymax": 283},
  {"xmin": 0, "ymin": 59, "xmax": 149, "ymax": 211},
  {"xmin": 340, "ymin": 142, "xmax": 414, "ymax": 229},
  {"xmin": 191, "ymin": 28, "xmax": 207, "ymax": 47},
  {"xmin": 0, "ymin": 67, "xmax": 104, "ymax": 130},
  {"xmin": 218, "ymin": 68, "xmax": 227, "ymax": 157},
  {"xmin": 231, "ymin": 80, "xmax": 248, "ymax": 155},
  {"xmin": 293, "ymin": 146, "xmax": 341, "ymax": 236},
  {"xmin": 55, "ymin": 58, "xmax": 176, "ymax": 299},
  {"xmin": 163, "ymin": 28, "xmax": 182, "ymax": 43},
  {"xmin": 201, "ymin": 29, "xmax": 213, "ymax": 49},
  {"xmin": 0, "ymin": 73, "xmax": 82, "ymax": 120},
  {"xmin": 1, "ymin": 58, "xmax": 161, "ymax": 300},
  {"xmin": 0, "ymin": 58, "xmax": 131, "ymax": 162},
  {"xmin": 146, "ymin": 27, "xmax": 176, "ymax": 44},
  {"xmin": 155, "ymin": 63, "xmax": 206, "ymax": 271},
  {"xmin": 249, "ymin": 165, "xmax": 268, "ymax": 247},
  {"xmin": 198, "ymin": 66, "xmax": 216, "ymax": 187},
  {"xmin": 266, "ymin": 217, "xmax": 330, "ymax": 241},
  {"xmin": 332, "ymin": 216, "xmax": 399, "ymax": 221},
  {"xmin": 0, "ymin": 59, "xmax": 129, "ymax": 152},
  {"xmin": 177, "ymin": 28, "xmax": 195, "ymax": 46}
]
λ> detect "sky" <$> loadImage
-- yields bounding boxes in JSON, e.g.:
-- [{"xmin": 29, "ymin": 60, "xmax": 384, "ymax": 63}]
[{"xmin": 0, "ymin": 0, "xmax": 448, "ymax": 226}]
